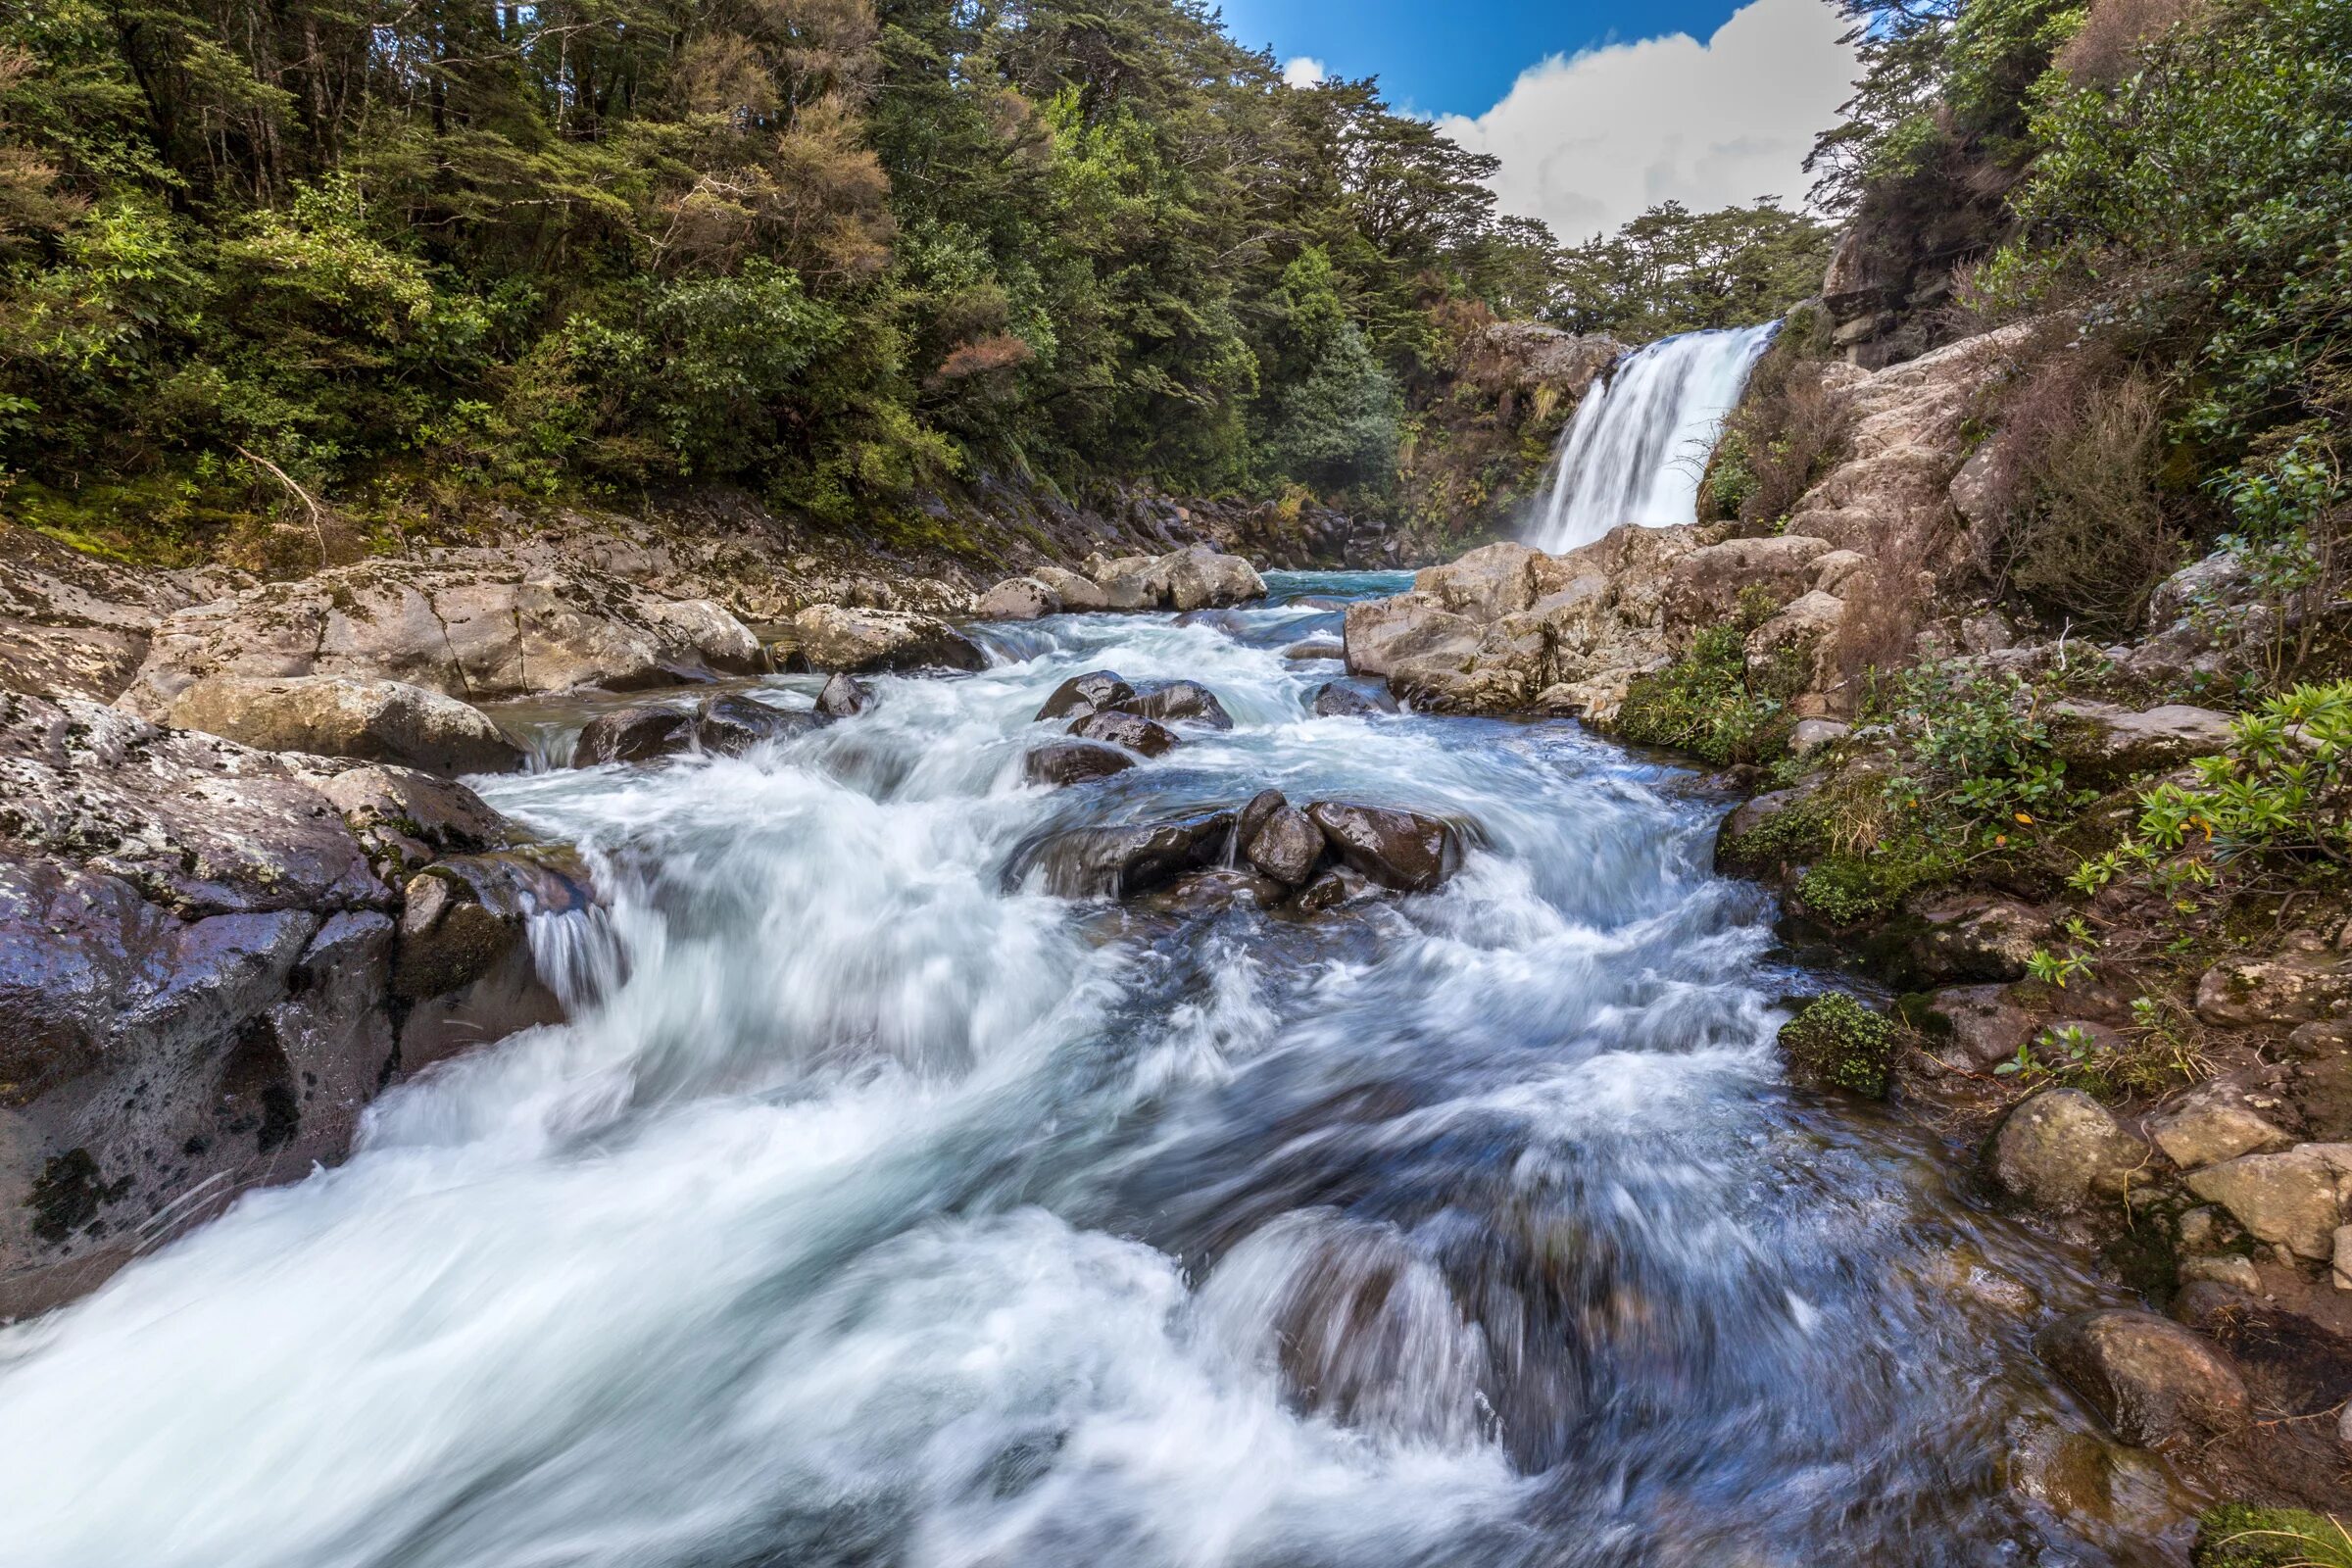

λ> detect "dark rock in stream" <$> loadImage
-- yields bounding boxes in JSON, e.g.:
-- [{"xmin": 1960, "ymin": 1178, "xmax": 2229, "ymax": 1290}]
[
  {"xmin": 1035, "ymin": 671, "xmax": 1136, "ymax": 722},
  {"xmin": 1313, "ymin": 681, "xmax": 1398, "ymax": 718},
  {"xmin": 1004, "ymin": 809, "xmax": 1238, "ymax": 899},
  {"xmin": 1244, "ymin": 801, "xmax": 1325, "ymax": 887},
  {"xmin": 1305, "ymin": 802, "xmax": 1463, "ymax": 893},
  {"xmin": 1122, "ymin": 679, "xmax": 1234, "ymax": 730},
  {"xmin": 1066, "ymin": 709, "xmax": 1180, "ymax": 758},
  {"xmin": 692, "ymin": 694, "xmax": 826, "ymax": 756},
  {"xmin": 816, "ymin": 673, "xmax": 868, "ymax": 719},
  {"xmin": 2037, "ymin": 1309, "xmax": 2251, "ymax": 1449},
  {"xmin": 0, "ymin": 691, "xmax": 591, "ymax": 1318},
  {"xmin": 573, "ymin": 703, "xmax": 697, "ymax": 766},
  {"xmin": 1021, "ymin": 741, "xmax": 1137, "ymax": 789}
]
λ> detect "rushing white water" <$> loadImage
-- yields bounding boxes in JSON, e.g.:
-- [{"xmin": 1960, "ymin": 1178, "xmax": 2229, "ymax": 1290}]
[
  {"xmin": 1526, "ymin": 324, "xmax": 1779, "ymax": 554},
  {"xmin": 0, "ymin": 577, "xmax": 2173, "ymax": 1568}
]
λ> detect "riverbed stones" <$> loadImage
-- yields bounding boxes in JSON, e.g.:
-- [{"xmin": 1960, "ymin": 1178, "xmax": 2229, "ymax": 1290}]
[
  {"xmin": 1031, "ymin": 566, "xmax": 1109, "ymax": 612},
  {"xmin": 1066, "ymin": 709, "xmax": 1179, "ymax": 758},
  {"xmin": 2036, "ymin": 1309, "xmax": 2250, "ymax": 1449},
  {"xmin": 787, "ymin": 605, "xmax": 986, "ymax": 674},
  {"xmin": 166, "ymin": 674, "xmax": 525, "ymax": 776},
  {"xmin": 1305, "ymin": 803, "xmax": 1463, "ymax": 893},
  {"xmin": 2183, "ymin": 1145, "xmax": 2352, "ymax": 1259},
  {"xmin": 1164, "ymin": 547, "xmax": 1267, "ymax": 612},
  {"xmin": 1987, "ymin": 1088, "xmax": 2154, "ymax": 1211},
  {"xmin": 1021, "ymin": 741, "xmax": 1136, "ymax": 789}
]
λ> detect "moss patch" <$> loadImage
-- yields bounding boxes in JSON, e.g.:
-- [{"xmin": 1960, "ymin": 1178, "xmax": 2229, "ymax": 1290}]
[
  {"xmin": 1778, "ymin": 993, "xmax": 1899, "ymax": 1097},
  {"xmin": 2193, "ymin": 1504, "xmax": 2352, "ymax": 1568}
]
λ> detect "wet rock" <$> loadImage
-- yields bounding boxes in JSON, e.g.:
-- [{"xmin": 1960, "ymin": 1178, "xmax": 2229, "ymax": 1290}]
[
  {"xmin": 1905, "ymin": 895, "xmax": 2047, "ymax": 985},
  {"xmin": 1021, "ymin": 741, "xmax": 1136, "ymax": 789},
  {"xmin": 1283, "ymin": 639, "xmax": 1345, "ymax": 662},
  {"xmin": 2196, "ymin": 952, "xmax": 2352, "ymax": 1028},
  {"xmin": 788, "ymin": 605, "xmax": 986, "ymax": 674},
  {"xmin": 1066, "ymin": 710, "xmax": 1180, "ymax": 758},
  {"xmin": 1007, "ymin": 809, "xmax": 1238, "ymax": 899},
  {"xmin": 1122, "ymin": 680, "xmax": 1234, "ymax": 730},
  {"xmin": 1295, "ymin": 864, "xmax": 1380, "ymax": 915},
  {"xmin": 394, "ymin": 866, "xmax": 524, "ymax": 1002},
  {"xmin": 1163, "ymin": 547, "xmax": 1266, "ymax": 612},
  {"xmin": 2147, "ymin": 1079, "xmax": 2297, "ymax": 1171},
  {"xmin": 1035, "ymin": 671, "xmax": 1136, "ymax": 722},
  {"xmin": 1986, "ymin": 1088, "xmax": 2154, "ymax": 1211},
  {"xmin": 1031, "ymin": 566, "xmax": 1108, "ymax": 613},
  {"xmin": 118, "ymin": 561, "xmax": 762, "ymax": 719},
  {"xmin": 2046, "ymin": 702, "xmax": 2235, "ymax": 791},
  {"xmin": 974, "ymin": 577, "xmax": 1061, "ymax": 621},
  {"xmin": 1147, "ymin": 867, "xmax": 1286, "ymax": 913},
  {"xmin": 1305, "ymin": 803, "xmax": 1464, "ymax": 894},
  {"xmin": 816, "ymin": 673, "xmax": 869, "ymax": 718},
  {"xmin": 572, "ymin": 704, "xmax": 697, "ymax": 766},
  {"xmin": 167, "ymin": 674, "xmax": 525, "ymax": 776},
  {"xmin": 1245, "ymin": 802, "xmax": 1327, "ymax": 887},
  {"xmin": 692, "ymin": 693, "xmax": 824, "ymax": 756},
  {"xmin": 2184, "ymin": 1145, "xmax": 2352, "ymax": 1259},
  {"xmin": 392, "ymin": 850, "xmax": 587, "ymax": 1074},
  {"xmin": 1314, "ymin": 681, "xmax": 1400, "ymax": 718},
  {"xmin": 305, "ymin": 762, "xmax": 514, "ymax": 879},
  {"xmin": 1235, "ymin": 788, "xmax": 1287, "ymax": 852},
  {"xmin": 2036, "ymin": 1309, "xmax": 2250, "ymax": 1448}
]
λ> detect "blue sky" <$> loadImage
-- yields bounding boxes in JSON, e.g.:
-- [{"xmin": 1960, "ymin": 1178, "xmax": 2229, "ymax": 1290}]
[
  {"xmin": 1218, "ymin": 0, "xmax": 1861, "ymax": 240},
  {"xmin": 1215, "ymin": 0, "xmax": 1748, "ymax": 118}
]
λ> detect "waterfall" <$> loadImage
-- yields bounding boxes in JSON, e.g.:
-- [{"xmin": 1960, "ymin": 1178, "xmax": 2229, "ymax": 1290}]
[{"xmin": 1525, "ymin": 323, "xmax": 1779, "ymax": 555}]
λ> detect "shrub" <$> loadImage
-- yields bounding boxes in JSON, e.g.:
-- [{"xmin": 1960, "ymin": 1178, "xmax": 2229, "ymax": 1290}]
[
  {"xmin": 1614, "ymin": 615, "xmax": 1805, "ymax": 766},
  {"xmin": 1779, "ymin": 993, "xmax": 1899, "ymax": 1097},
  {"xmin": 1708, "ymin": 307, "xmax": 1853, "ymax": 536},
  {"xmin": 2136, "ymin": 682, "xmax": 2352, "ymax": 862}
]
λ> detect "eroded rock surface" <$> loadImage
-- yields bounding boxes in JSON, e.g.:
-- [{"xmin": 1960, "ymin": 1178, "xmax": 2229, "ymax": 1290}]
[{"xmin": 169, "ymin": 674, "xmax": 525, "ymax": 776}]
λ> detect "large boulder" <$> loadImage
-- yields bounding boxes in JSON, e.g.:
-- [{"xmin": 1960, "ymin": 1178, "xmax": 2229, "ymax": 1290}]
[
  {"xmin": 1122, "ymin": 679, "xmax": 1234, "ymax": 730},
  {"xmin": 787, "ymin": 605, "xmax": 986, "ymax": 674},
  {"xmin": 1005, "ymin": 809, "xmax": 1238, "ymax": 899},
  {"xmin": 2183, "ymin": 1144, "xmax": 2352, "ymax": 1259},
  {"xmin": 0, "ymin": 693, "xmax": 579, "ymax": 1317},
  {"xmin": 974, "ymin": 577, "xmax": 1061, "ymax": 621},
  {"xmin": 117, "ymin": 561, "xmax": 763, "ymax": 720},
  {"xmin": 1241, "ymin": 795, "xmax": 1325, "ymax": 887},
  {"xmin": 2046, "ymin": 702, "xmax": 2235, "ymax": 791},
  {"xmin": 1163, "ymin": 547, "xmax": 1266, "ymax": 612},
  {"xmin": 2036, "ymin": 1310, "xmax": 2250, "ymax": 1449},
  {"xmin": 1304, "ymin": 803, "xmax": 1464, "ymax": 893},
  {"xmin": 166, "ymin": 673, "xmax": 525, "ymax": 776},
  {"xmin": 1021, "ymin": 741, "xmax": 1136, "ymax": 789},
  {"xmin": 1986, "ymin": 1088, "xmax": 2155, "ymax": 1211},
  {"xmin": 1659, "ymin": 535, "xmax": 1834, "ymax": 631},
  {"xmin": 571, "ymin": 703, "xmax": 696, "ymax": 767},
  {"xmin": 1036, "ymin": 671, "xmax": 1137, "ymax": 722},
  {"xmin": 1031, "ymin": 566, "xmax": 1109, "ymax": 613},
  {"xmin": 1066, "ymin": 709, "xmax": 1180, "ymax": 758},
  {"xmin": 691, "ymin": 694, "xmax": 825, "ymax": 756}
]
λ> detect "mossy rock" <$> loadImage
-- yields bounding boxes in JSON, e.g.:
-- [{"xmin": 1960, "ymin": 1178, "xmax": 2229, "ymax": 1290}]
[
  {"xmin": 2193, "ymin": 1504, "xmax": 2352, "ymax": 1568},
  {"xmin": 1778, "ymin": 993, "xmax": 1898, "ymax": 1098}
]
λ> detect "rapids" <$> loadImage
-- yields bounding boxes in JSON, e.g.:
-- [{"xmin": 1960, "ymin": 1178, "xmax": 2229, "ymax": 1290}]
[{"xmin": 0, "ymin": 575, "xmax": 2190, "ymax": 1566}]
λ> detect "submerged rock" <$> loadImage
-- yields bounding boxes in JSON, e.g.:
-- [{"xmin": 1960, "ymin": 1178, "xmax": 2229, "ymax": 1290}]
[
  {"xmin": 167, "ymin": 673, "xmax": 525, "ymax": 776},
  {"xmin": 2037, "ymin": 1310, "xmax": 2250, "ymax": 1449},
  {"xmin": 1313, "ymin": 681, "xmax": 1399, "ymax": 718},
  {"xmin": 1005, "ymin": 809, "xmax": 1238, "ymax": 899}
]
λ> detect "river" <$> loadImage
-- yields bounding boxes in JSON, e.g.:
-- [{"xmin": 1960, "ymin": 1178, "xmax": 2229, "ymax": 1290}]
[{"xmin": 0, "ymin": 573, "xmax": 2190, "ymax": 1566}]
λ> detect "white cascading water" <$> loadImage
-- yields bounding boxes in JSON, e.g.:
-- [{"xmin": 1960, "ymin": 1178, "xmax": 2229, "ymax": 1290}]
[
  {"xmin": 0, "ymin": 576, "xmax": 2170, "ymax": 1566},
  {"xmin": 1526, "ymin": 323, "xmax": 1780, "ymax": 554}
]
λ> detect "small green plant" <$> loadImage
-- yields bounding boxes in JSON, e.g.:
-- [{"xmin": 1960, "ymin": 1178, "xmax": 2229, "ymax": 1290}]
[
  {"xmin": 1778, "ymin": 993, "xmax": 1899, "ymax": 1097},
  {"xmin": 2140, "ymin": 683, "xmax": 2352, "ymax": 863},
  {"xmin": 1995, "ymin": 1024, "xmax": 2098, "ymax": 1081},
  {"xmin": 1872, "ymin": 661, "xmax": 2090, "ymax": 849},
  {"xmin": 2026, "ymin": 947, "xmax": 2093, "ymax": 988}
]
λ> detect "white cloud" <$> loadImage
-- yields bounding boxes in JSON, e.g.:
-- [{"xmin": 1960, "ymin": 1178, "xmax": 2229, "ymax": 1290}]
[
  {"xmin": 1437, "ymin": 0, "xmax": 1859, "ymax": 241},
  {"xmin": 1281, "ymin": 56, "xmax": 1328, "ymax": 89}
]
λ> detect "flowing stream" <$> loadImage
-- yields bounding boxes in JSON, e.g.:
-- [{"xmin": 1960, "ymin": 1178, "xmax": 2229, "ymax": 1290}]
[
  {"xmin": 0, "ymin": 576, "xmax": 2191, "ymax": 1567},
  {"xmin": 1527, "ymin": 325, "xmax": 1780, "ymax": 554}
]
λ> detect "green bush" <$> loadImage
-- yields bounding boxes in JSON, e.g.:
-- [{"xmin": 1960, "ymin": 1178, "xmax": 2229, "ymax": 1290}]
[
  {"xmin": 1778, "ymin": 993, "xmax": 1899, "ymax": 1097},
  {"xmin": 1614, "ymin": 612, "xmax": 1806, "ymax": 766}
]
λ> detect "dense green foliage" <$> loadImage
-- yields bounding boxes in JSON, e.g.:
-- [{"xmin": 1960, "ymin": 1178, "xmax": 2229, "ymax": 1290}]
[
  {"xmin": 1612, "ymin": 609, "xmax": 1804, "ymax": 766},
  {"xmin": 0, "ymin": 0, "xmax": 1566, "ymax": 548},
  {"xmin": 1546, "ymin": 200, "xmax": 1835, "ymax": 343},
  {"xmin": 1778, "ymin": 993, "xmax": 1897, "ymax": 1097}
]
